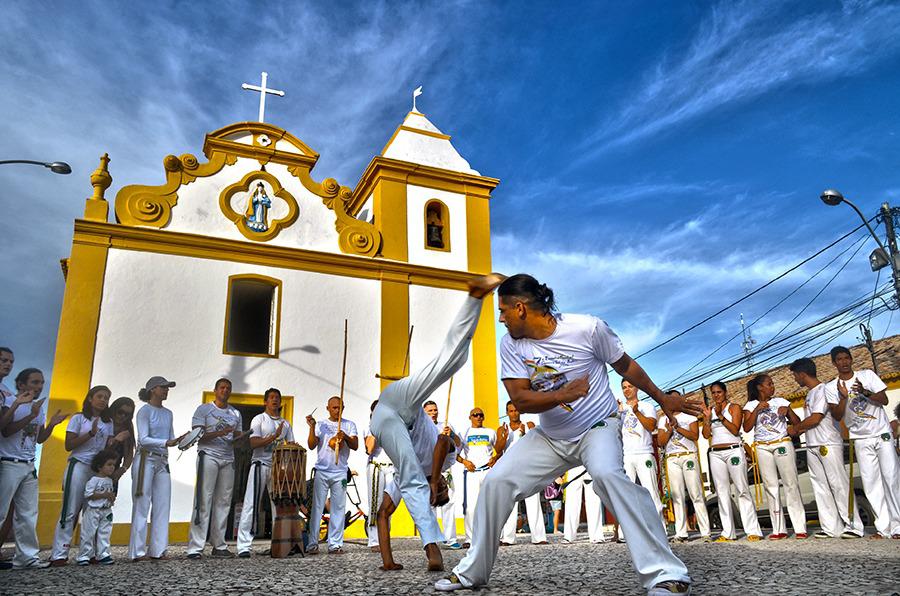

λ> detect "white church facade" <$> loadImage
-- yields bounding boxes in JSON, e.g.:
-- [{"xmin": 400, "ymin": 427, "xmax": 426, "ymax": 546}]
[{"xmin": 38, "ymin": 103, "xmax": 500, "ymax": 544}]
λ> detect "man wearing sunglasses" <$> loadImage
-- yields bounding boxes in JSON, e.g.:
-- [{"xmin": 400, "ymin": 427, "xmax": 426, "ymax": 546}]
[{"xmin": 459, "ymin": 408, "xmax": 504, "ymax": 549}]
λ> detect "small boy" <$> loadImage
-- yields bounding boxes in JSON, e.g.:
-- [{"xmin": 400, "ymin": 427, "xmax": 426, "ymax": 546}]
[{"xmin": 77, "ymin": 449, "xmax": 118, "ymax": 565}]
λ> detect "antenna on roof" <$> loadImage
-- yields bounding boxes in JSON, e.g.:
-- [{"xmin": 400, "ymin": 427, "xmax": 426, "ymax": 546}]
[{"xmin": 740, "ymin": 313, "xmax": 756, "ymax": 374}]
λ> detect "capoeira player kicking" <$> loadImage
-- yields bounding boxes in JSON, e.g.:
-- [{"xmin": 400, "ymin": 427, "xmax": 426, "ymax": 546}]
[
  {"xmin": 370, "ymin": 272, "xmax": 505, "ymax": 572},
  {"xmin": 436, "ymin": 274, "xmax": 698, "ymax": 595}
]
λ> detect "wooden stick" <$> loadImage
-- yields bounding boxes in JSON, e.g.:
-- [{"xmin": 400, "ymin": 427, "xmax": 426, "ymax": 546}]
[
  {"xmin": 444, "ymin": 376, "xmax": 454, "ymax": 429},
  {"xmin": 402, "ymin": 325, "xmax": 414, "ymax": 376},
  {"xmin": 336, "ymin": 319, "xmax": 348, "ymax": 464}
]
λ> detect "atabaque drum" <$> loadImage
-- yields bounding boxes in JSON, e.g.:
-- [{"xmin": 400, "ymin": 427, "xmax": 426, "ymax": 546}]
[{"xmin": 270, "ymin": 442, "xmax": 307, "ymax": 558}]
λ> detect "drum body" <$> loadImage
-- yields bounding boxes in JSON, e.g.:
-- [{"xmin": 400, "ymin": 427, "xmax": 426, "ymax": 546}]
[{"xmin": 270, "ymin": 443, "xmax": 307, "ymax": 558}]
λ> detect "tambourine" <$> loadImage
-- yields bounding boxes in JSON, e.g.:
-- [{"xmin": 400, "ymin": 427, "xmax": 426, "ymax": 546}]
[{"xmin": 177, "ymin": 426, "xmax": 205, "ymax": 450}]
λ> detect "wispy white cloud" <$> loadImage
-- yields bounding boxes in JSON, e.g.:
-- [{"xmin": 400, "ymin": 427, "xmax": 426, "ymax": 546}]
[{"xmin": 580, "ymin": 0, "xmax": 900, "ymax": 156}]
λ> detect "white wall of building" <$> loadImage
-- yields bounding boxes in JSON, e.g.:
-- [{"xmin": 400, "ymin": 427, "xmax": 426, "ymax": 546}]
[
  {"xmin": 91, "ymin": 248, "xmax": 382, "ymax": 523},
  {"xmin": 406, "ymin": 184, "xmax": 468, "ymax": 271}
]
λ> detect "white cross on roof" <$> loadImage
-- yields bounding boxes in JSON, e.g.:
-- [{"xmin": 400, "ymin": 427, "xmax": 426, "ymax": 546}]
[{"xmin": 241, "ymin": 71, "xmax": 285, "ymax": 123}]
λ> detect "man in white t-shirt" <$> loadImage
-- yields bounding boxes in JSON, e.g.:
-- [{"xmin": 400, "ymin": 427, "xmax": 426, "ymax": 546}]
[
  {"xmin": 787, "ymin": 358, "xmax": 863, "ymax": 538},
  {"xmin": 306, "ymin": 396, "xmax": 358, "ymax": 554},
  {"xmin": 827, "ymin": 346, "xmax": 900, "ymax": 538},
  {"xmin": 499, "ymin": 401, "xmax": 548, "ymax": 545},
  {"xmin": 424, "ymin": 400, "xmax": 462, "ymax": 549},
  {"xmin": 657, "ymin": 391, "xmax": 709, "ymax": 542},
  {"xmin": 437, "ymin": 274, "xmax": 694, "ymax": 594},
  {"xmin": 620, "ymin": 380, "xmax": 663, "ymax": 524},
  {"xmin": 459, "ymin": 408, "xmax": 502, "ymax": 548},
  {"xmin": 365, "ymin": 399, "xmax": 394, "ymax": 550},
  {"xmin": 370, "ymin": 273, "xmax": 503, "ymax": 572},
  {"xmin": 561, "ymin": 465, "xmax": 604, "ymax": 543},
  {"xmin": 0, "ymin": 367, "xmax": 67, "ymax": 569},
  {"xmin": 187, "ymin": 378, "xmax": 243, "ymax": 559},
  {"xmin": 236, "ymin": 388, "xmax": 294, "ymax": 557}
]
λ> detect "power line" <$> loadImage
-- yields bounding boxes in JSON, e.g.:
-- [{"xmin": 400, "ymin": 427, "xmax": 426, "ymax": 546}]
[
  {"xmin": 635, "ymin": 220, "xmax": 872, "ymax": 360},
  {"xmin": 664, "ymin": 232, "xmax": 870, "ymax": 387}
]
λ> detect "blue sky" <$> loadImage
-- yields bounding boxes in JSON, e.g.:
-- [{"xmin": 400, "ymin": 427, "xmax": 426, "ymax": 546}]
[{"xmin": 3, "ymin": 0, "xmax": 900, "ymax": 399}]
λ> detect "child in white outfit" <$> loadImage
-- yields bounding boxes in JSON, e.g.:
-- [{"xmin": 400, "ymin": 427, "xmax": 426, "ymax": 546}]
[{"xmin": 77, "ymin": 449, "xmax": 118, "ymax": 565}]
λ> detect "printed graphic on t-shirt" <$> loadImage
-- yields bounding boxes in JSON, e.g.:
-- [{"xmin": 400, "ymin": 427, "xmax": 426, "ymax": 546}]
[
  {"xmin": 757, "ymin": 408, "xmax": 782, "ymax": 434},
  {"xmin": 623, "ymin": 413, "xmax": 642, "ymax": 436},
  {"xmin": 525, "ymin": 357, "xmax": 575, "ymax": 411},
  {"xmin": 20, "ymin": 421, "xmax": 39, "ymax": 449},
  {"xmin": 848, "ymin": 395, "xmax": 876, "ymax": 420},
  {"xmin": 466, "ymin": 433, "xmax": 493, "ymax": 448}
]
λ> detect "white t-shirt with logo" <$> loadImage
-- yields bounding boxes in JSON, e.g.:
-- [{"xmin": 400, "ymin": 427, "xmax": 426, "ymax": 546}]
[
  {"xmin": 742, "ymin": 398, "xmax": 791, "ymax": 443},
  {"xmin": 0, "ymin": 395, "xmax": 45, "ymax": 460},
  {"xmin": 313, "ymin": 418, "xmax": 357, "ymax": 476},
  {"xmin": 249, "ymin": 413, "xmax": 294, "ymax": 465},
  {"xmin": 658, "ymin": 413, "xmax": 698, "ymax": 455},
  {"xmin": 621, "ymin": 401, "xmax": 657, "ymax": 455},
  {"xmin": 192, "ymin": 402, "xmax": 242, "ymax": 462},
  {"xmin": 804, "ymin": 383, "xmax": 842, "ymax": 447},
  {"xmin": 67, "ymin": 413, "xmax": 114, "ymax": 464},
  {"xmin": 462, "ymin": 426, "xmax": 496, "ymax": 469},
  {"xmin": 825, "ymin": 369, "xmax": 890, "ymax": 439},
  {"xmin": 84, "ymin": 476, "xmax": 115, "ymax": 508},
  {"xmin": 500, "ymin": 314, "xmax": 625, "ymax": 441}
]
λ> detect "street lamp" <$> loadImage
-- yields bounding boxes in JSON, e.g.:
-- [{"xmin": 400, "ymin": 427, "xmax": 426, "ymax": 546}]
[
  {"xmin": 820, "ymin": 188, "xmax": 900, "ymax": 305},
  {"xmin": 0, "ymin": 159, "xmax": 71, "ymax": 174}
]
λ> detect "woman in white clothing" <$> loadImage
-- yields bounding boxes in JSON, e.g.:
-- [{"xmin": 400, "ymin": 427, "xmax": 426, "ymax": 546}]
[
  {"xmin": 701, "ymin": 381, "xmax": 762, "ymax": 542},
  {"xmin": 742, "ymin": 374, "xmax": 806, "ymax": 540},
  {"xmin": 128, "ymin": 376, "xmax": 185, "ymax": 561},
  {"xmin": 50, "ymin": 385, "xmax": 127, "ymax": 565}
]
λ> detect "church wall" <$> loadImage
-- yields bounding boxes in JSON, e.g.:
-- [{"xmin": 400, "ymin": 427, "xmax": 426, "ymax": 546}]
[
  {"xmin": 164, "ymin": 157, "xmax": 343, "ymax": 255},
  {"xmin": 408, "ymin": 285, "xmax": 475, "ymax": 524},
  {"xmin": 90, "ymin": 248, "xmax": 382, "ymax": 525},
  {"xmin": 406, "ymin": 184, "xmax": 468, "ymax": 271}
]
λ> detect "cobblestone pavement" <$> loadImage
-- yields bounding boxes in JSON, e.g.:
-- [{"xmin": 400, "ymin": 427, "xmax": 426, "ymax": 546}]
[{"xmin": 2, "ymin": 534, "xmax": 899, "ymax": 595}]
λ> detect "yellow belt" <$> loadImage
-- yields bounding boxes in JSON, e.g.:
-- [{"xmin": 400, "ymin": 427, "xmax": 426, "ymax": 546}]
[{"xmin": 750, "ymin": 438, "xmax": 790, "ymax": 507}]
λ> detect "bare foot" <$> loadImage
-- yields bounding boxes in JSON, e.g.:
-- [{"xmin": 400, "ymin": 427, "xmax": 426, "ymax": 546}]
[
  {"xmin": 425, "ymin": 543, "xmax": 444, "ymax": 571},
  {"xmin": 380, "ymin": 562, "xmax": 404, "ymax": 571},
  {"xmin": 467, "ymin": 273, "xmax": 506, "ymax": 299}
]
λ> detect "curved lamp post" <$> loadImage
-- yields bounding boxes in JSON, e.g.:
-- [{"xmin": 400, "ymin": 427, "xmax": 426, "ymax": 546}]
[
  {"xmin": 820, "ymin": 188, "xmax": 900, "ymax": 303},
  {"xmin": 0, "ymin": 159, "xmax": 71, "ymax": 174}
]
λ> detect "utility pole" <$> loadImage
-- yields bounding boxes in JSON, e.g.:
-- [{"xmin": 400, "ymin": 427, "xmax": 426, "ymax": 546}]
[
  {"xmin": 859, "ymin": 323, "xmax": 879, "ymax": 375},
  {"xmin": 880, "ymin": 202, "xmax": 900, "ymax": 308},
  {"xmin": 740, "ymin": 313, "xmax": 756, "ymax": 374}
]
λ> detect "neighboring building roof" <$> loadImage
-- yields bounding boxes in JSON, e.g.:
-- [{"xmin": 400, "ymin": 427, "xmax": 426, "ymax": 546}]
[{"xmin": 683, "ymin": 333, "xmax": 900, "ymax": 407}]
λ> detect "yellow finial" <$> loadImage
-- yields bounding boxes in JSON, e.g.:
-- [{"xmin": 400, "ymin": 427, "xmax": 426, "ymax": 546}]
[{"xmin": 84, "ymin": 153, "xmax": 111, "ymax": 221}]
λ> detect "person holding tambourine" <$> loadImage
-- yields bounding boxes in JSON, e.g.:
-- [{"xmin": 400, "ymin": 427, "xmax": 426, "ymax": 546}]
[{"xmin": 128, "ymin": 376, "xmax": 187, "ymax": 561}]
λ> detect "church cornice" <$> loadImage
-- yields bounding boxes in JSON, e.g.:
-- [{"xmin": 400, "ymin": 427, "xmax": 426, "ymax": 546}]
[
  {"xmin": 350, "ymin": 156, "xmax": 499, "ymax": 216},
  {"xmin": 71, "ymin": 220, "xmax": 475, "ymax": 291}
]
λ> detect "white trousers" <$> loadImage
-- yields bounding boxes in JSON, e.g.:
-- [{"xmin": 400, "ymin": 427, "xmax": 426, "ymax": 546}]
[
  {"xmin": 236, "ymin": 461, "xmax": 272, "ymax": 552},
  {"xmin": 623, "ymin": 452, "xmax": 664, "ymax": 517},
  {"xmin": 432, "ymin": 471, "xmax": 457, "ymax": 543},
  {"xmin": 854, "ymin": 435, "xmax": 900, "ymax": 536},
  {"xmin": 563, "ymin": 466, "xmax": 604, "ymax": 542},
  {"xmin": 464, "ymin": 468, "xmax": 489, "ymax": 544},
  {"xmin": 371, "ymin": 295, "xmax": 483, "ymax": 548},
  {"xmin": 306, "ymin": 470, "xmax": 348, "ymax": 551},
  {"xmin": 452, "ymin": 421, "xmax": 689, "ymax": 589},
  {"xmin": 708, "ymin": 446, "xmax": 761, "ymax": 539},
  {"xmin": 366, "ymin": 462, "xmax": 395, "ymax": 547},
  {"xmin": 76, "ymin": 506, "xmax": 112, "ymax": 562},
  {"xmin": 0, "ymin": 460, "xmax": 41, "ymax": 566},
  {"xmin": 128, "ymin": 452, "xmax": 171, "ymax": 559},
  {"xmin": 806, "ymin": 444, "xmax": 864, "ymax": 537},
  {"xmin": 501, "ymin": 491, "xmax": 547, "ymax": 544},
  {"xmin": 187, "ymin": 453, "xmax": 235, "ymax": 554},
  {"xmin": 666, "ymin": 453, "xmax": 710, "ymax": 538},
  {"xmin": 50, "ymin": 459, "xmax": 92, "ymax": 560},
  {"xmin": 756, "ymin": 440, "xmax": 806, "ymax": 535}
]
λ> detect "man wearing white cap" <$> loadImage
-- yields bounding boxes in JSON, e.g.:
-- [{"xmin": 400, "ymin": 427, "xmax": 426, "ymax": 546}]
[{"xmin": 187, "ymin": 378, "xmax": 243, "ymax": 559}]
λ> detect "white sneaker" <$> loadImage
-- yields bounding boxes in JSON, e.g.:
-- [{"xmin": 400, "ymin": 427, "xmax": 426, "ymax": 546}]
[
  {"xmin": 13, "ymin": 559, "xmax": 50, "ymax": 569},
  {"xmin": 434, "ymin": 574, "xmax": 465, "ymax": 592}
]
